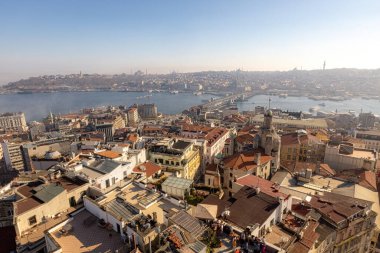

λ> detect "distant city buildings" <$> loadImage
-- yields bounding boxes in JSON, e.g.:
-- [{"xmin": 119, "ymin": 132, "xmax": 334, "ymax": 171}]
[
  {"xmin": 0, "ymin": 112, "xmax": 27, "ymax": 132},
  {"xmin": 137, "ymin": 104, "xmax": 158, "ymax": 120}
]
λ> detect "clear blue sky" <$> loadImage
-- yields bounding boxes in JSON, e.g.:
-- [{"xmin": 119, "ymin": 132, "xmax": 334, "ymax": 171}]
[{"xmin": 0, "ymin": 0, "xmax": 379, "ymax": 84}]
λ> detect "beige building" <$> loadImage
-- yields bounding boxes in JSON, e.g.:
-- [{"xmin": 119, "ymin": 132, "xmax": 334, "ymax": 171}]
[
  {"xmin": 281, "ymin": 130, "xmax": 325, "ymax": 164},
  {"xmin": 215, "ymin": 151, "xmax": 273, "ymax": 197},
  {"xmin": 127, "ymin": 107, "xmax": 139, "ymax": 126},
  {"xmin": 0, "ymin": 112, "xmax": 28, "ymax": 132},
  {"xmin": 324, "ymin": 144, "xmax": 377, "ymax": 171},
  {"xmin": 251, "ymin": 114, "xmax": 328, "ymax": 130},
  {"xmin": 1, "ymin": 141, "xmax": 25, "ymax": 171},
  {"xmin": 13, "ymin": 175, "xmax": 89, "ymax": 252},
  {"xmin": 355, "ymin": 130, "xmax": 380, "ymax": 151}
]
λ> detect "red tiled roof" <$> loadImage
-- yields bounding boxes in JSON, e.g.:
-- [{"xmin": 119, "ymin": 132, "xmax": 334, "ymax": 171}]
[
  {"xmin": 235, "ymin": 174, "xmax": 288, "ymax": 198},
  {"xmin": 14, "ymin": 197, "xmax": 42, "ymax": 215},
  {"xmin": 359, "ymin": 170, "xmax": 377, "ymax": 191},
  {"xmin": 281, "ymin": 132, "xmax": 299, "ymax": 146},
  {"xmin": 132, "ymin": 161, "xmax": 161, "ymax": 178},
  {"xmin": 126, "ymin": 133, "xmax": 139, "ymax": 143},
  {"xmin": 319, "ymin": 163, "xmax": 336, "ymax": 176},
  {"xmin": 309, "ymin": 192, "xmax": 371, "ymax": 224},
  {"xmin": 223, "ymin": 152, "xmax": 272, "ymax": 171},
  {"xmin": 235, "ymin": 133, "xmax": 256, "ymax": 145},
  {"xmin": 95, "ymin": 150, "xmax": 122, "ymax": 159},
  {"xmin": 204, "ymin": 127, "xmax": 229, "ymax": 147}
]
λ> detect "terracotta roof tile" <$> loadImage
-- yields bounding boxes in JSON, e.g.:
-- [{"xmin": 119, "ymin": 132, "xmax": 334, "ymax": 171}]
[
  {"xmin": 235, "ymin": 174, "xmax": 288, "ymax": 199},
  {"xmin": 132, "ymin": 161, "xmax": 162, "ymax": 178},
  {"xmin": 95, "ymin": 150, "xmax": 122, "ymax": 159}
]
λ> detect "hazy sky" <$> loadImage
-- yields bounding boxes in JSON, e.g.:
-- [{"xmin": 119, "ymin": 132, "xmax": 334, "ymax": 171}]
[{"xmin": 1, "ymin": 0, "xmax": 380, "ymax": 84}]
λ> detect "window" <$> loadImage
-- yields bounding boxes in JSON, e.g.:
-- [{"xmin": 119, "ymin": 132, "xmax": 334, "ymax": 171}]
[
  {"xmin": 208, "ymin": 178, "xmax": 211, "ymax": 185},
  {"xmin": 29, "ymin": 215, "xmax": 37, "ymax": 226}
]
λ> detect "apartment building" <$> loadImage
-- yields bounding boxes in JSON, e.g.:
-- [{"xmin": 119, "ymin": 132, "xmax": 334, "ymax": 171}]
[
  {"xmin": 137, "ymin": 104, "xmax": 158, "ymax": 119},
  {"xmin": 127, "ymin": 107, "xmax": 139, "ymax": 126},
  {"xmin": 281, "ymin": 130, "xmax": 326, "ymax": 163},
  {"xmin": 0, "ymin": 112, "xmax": 28, "ymax": 132},
  {"xmin": 355, "ymin": 130, "xmax": 380, "ymax": 151},
  {"xmin": 1, "ymin": 142, "xmax": 25, "ymax": 171},
  {"xmin": 148, "ymin": 139, "xmax": 201, "ymax": 180},
  {"xmin": 13, "ymin": 175, "xmax": 89, "ymax": 252}
]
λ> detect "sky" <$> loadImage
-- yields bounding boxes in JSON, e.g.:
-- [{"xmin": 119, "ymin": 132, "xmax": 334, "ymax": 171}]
[{"xmin": 0, "ymin": 0, "xmax": 380, "ymax": 84}]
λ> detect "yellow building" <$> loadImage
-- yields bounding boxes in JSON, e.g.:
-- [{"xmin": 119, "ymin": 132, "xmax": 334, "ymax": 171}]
[{"xmin": 148, "ymin": 139, "xmax": 201, "ymax": 180}]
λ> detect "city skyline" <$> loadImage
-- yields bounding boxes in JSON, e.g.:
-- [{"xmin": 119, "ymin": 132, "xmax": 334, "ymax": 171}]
[{"xmin": 1, "ymin": 0, "xmax": 380, "ymax": 84}]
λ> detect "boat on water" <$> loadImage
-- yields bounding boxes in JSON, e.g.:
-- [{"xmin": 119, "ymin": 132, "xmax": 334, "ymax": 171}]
[
  {"xmin": 170, "ymin": 90, "xmax": 179, "ymax": 94},
  {"xmin": 318, "ymin": 102, "xmax": 326, "ymax": 106},
  {"xmin": 193, "ymin": 92, "xmax": 202, "ymax": 96},
  {"xmin": 309, "ymin": 106, "xmax": 319, "ymax": 112},
  {"xmin": 279, "ymin": 93, "xmax": 288, "ymax": 98}
]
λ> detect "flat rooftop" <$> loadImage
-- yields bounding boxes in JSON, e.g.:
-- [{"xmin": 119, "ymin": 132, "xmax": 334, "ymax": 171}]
[
  {"xmin": 348, "ymin": 149, "xmax": 376, "ymax": 160},
  {"xmin": 251, "ymin": 115, "xmax": 328, "ymax": 128},
  {"xmin": 265, "ymin": 225, "xmax": 293, "ymax": 249},
  {"xmin": 99, "ymin": 183, "xmax": 181, "ymax": 224},
  {"xmin": 50, "ymin": 210, "xmax": 125, "ymax": 253}
]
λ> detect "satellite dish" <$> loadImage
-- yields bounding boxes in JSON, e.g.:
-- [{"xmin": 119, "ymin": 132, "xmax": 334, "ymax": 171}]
[{"xmin": 305, "ymin": 195, "xmax": 312, "ymax": 202}]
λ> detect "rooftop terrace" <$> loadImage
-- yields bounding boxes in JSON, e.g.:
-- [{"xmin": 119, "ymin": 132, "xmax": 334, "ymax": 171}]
[{"xmin": 50, "ymin": 210, "xmax": 125, "ymax": 253}]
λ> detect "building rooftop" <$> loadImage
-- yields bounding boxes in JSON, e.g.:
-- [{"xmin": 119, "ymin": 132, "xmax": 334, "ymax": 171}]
[
  {"xmin": 251, "ymin": 115, "xmax": 328, "ymax": 128},
  {"xmin": 235, "ymin": 174, "xmax": 288, "ymax": 199},
  {"xmin": 309, "ymin": 192, "xmax": 372, "ymax": 225},
  {"xmin": 95, "ymin": 150, "xmax": 122, "ymax": 159},
  {"xmin": 223, "ymin": 151, "xmax": 272, "ymax": 171},
  {"xmin": 33, "ymin": 184, "xmax": 65, "ymax": 203},
  {"xmin": 99, "ymin": 183, "xmax": 181, "ymax": 225},
  {"xmin": 49, "ymin": 210, "xmax": 125, "ymax": 253},
  {"xmin": 90, "ymin": 159, "xmax": 121, "ymax": 174},
  {"xmin": 168, "ymin": 210, "xmax": 207, "ymax": 239},
  {"xmin": 225, "ymin": 186, "xmax": 280, "ymax": 229},
  {"xmin": 172, "ymin": 140, "xmax": 192, "ymax": 150},
  {"xmin": 162, "ymin": 176, "xmax": 193, "ymax": 191},
  {"xmin": 132, "ymin": 161, "xmax": 162, "ymax": 178}
]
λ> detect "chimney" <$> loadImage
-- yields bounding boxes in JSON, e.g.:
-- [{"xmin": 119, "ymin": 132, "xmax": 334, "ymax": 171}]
[
  {"xmin": 255, "ymin": 153, "xmax": 261, "ymax": 166},
  {"xmin": 255, "ymin": 187, "xmax": 261, "ymax": 194}
]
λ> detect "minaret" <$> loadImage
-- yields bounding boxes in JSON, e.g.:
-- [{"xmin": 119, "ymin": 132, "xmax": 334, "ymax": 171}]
[
  {"xmin": 323, "ymin": 61, "xmax": 326, "ymax": 70},
  {"xmin": 263, "ymin": 109, "xmax": 273, "ymax": 130}
]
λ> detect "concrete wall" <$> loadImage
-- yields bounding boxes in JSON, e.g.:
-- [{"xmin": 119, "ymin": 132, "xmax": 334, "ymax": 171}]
[
  {"xmin": 15, "ymin": 190, "xmax": 70, "ymax": 236},
  {"xmin": 83, "ymin": 197, "xmax": 125, "ymax": 235}
]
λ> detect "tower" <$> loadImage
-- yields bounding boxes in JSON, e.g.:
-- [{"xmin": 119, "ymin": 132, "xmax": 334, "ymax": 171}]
[
  {"xmin": 263, "ymin": 110, "xmax": 273, "ymax": 130},
  {"xmin": 323, "ymin": 61, "xmax": 326, "ymax": 70}
]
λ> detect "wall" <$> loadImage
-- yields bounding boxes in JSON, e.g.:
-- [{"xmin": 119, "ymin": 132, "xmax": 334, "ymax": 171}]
[
  {"xmin": 83, "ymin": 196, "xmax": 124, "ymax": 234},
  {"xmin": 15, "ymin": 190, "xmax": 70, "ymax": 236}
]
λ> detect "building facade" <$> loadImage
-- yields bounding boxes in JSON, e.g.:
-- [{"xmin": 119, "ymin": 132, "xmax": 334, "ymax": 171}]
[{"xmin": 0, "ymin": 112, "xmax": 28, "ymax": 132}]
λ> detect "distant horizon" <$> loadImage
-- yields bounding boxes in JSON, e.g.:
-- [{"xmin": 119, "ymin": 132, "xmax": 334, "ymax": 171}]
[
  {"xmin": 3, "ymin": 66, "xmax": 380, "ymax": 86},
  {"xmin": 1, "ymin": 0, "xmax": 380, "ymax": 85}
]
